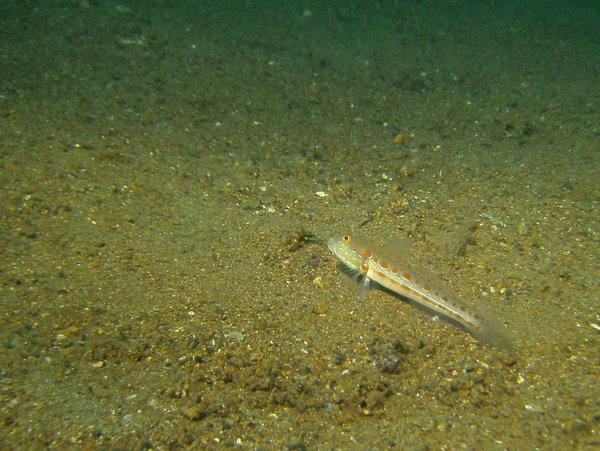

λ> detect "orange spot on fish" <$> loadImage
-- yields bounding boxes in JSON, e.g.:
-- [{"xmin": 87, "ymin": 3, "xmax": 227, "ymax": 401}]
[
  {"xmin": 380, "ymin": 260, "xmax": 388, "ymax": 269},
  {"xmin": 363, "ymin": 250, "xmax": 372, "ymax": 258},
  {"xmin": 391, "ymin": 267, "xmax": 398, "ymax": 273},
  {"xmin": 423, "ymin": 285, "xmax": 430, "ymax": 291},
  {"xmin": 403, "ymin": 273, "xmax": 411, "ymax": 279},
  {"xmin": 441, "ymin": 296, "xmax": 448, "ymax": 302}
]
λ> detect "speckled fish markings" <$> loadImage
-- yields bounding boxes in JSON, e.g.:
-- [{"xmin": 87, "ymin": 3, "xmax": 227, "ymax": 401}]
[{"xmin": 328, "ymin": 233, "xmax": 511, "ymax": 348}]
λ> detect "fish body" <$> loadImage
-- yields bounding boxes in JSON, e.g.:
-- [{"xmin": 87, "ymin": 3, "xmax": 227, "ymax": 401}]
[{"xmin": 328, "ymin": 233, "xmax": 511, "ymax": 348}]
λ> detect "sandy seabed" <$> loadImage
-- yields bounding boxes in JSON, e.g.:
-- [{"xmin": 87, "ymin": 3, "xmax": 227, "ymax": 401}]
[{"xmin": 1, "ymin": 1, "xmax": 598, "ymax": 448}]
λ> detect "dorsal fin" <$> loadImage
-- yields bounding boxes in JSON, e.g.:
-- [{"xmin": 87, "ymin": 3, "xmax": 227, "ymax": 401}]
[
  {"xmin": 383, "ymin": 237, "xmax": 455, "ymax": 294},
  {"xmin": 381, "ymin": 237, "xmax": 413, "ymax": 263},
  {"xmin": 414, "ymin": 262, "xmax": 455, "ymax": 294}
]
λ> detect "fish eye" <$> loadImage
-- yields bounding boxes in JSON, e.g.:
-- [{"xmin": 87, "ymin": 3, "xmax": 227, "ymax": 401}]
[{"xmin": 342, "ymin": 234, "xmax": 351, "ymax": 243}]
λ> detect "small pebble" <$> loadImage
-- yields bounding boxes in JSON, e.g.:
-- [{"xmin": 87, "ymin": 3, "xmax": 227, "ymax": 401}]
[{"xmin": 518, "ymin": 222, "xmax": 528, "ymax": 235}]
